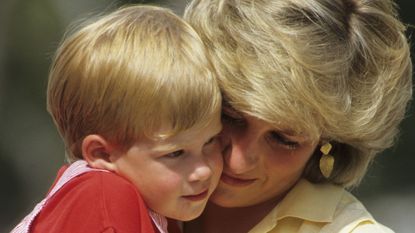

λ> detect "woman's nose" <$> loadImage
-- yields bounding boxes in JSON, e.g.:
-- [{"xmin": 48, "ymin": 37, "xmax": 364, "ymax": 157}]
[{"xmin": 223, "ymin": 131, "xmax": 258, "ymax": 174}]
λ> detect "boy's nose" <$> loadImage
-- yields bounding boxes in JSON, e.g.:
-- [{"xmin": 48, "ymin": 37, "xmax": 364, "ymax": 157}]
[{"xmin": 188, "ymin": 162, "xmax": 212, "ymax": 182}]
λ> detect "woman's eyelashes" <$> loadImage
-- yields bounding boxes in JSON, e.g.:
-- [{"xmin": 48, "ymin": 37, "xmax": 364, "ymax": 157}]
[
  {"xmin": 222, "ymin": 110, "xmax": 245, "ymax": 126},
  {"xmin": 204, "ymin": 135, "xmax": 219, "ymax": 146},
  {"xmin": 267, "ymin": 131, "xmax": 300, "ymax": 150},
  {"xmin": 165, "ymin": 149, "xmax": 184, "ymax": 158},
  {"xmin": 222, "ymin": 106, "xmax": 300, "ymax": 150}
]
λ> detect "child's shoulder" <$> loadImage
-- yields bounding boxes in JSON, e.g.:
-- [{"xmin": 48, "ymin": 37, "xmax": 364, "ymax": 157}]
[
  {"xmin": 66, "ymin": 171, "xmax": 145, "ymax": 207},
  {"xmin": 32, "ymin": 171, "xmax": 153, "ymax": 232}
]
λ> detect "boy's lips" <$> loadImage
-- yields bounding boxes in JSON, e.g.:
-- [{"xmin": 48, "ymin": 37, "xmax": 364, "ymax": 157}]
[
  {"xmin": 182, "ymin": 189, "xmax": 209, "ymax": 201},
  {"xmin": 220, "ymin": 173, "xmax": 257, "ymax": 187}
]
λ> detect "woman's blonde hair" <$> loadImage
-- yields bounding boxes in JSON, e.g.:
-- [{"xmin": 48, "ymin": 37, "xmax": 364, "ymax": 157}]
[
  {"xmin": 184, "ymin": 0, "xmax": 412, "ymax": 187},
  {"xmin": 48, "ymin": 5, "xmax": 221, "ymax": 161}
]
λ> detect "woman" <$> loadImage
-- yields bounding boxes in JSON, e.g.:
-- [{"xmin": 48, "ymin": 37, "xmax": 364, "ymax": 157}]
[{"xmin": 181, "ymin": 0, "xmax": 412, "ymax": 232}]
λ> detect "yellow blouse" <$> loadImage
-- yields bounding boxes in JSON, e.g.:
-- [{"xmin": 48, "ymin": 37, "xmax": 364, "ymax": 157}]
[{"xmin": 249, "ymin": 179, "xmax": 394, "ymax": 233}]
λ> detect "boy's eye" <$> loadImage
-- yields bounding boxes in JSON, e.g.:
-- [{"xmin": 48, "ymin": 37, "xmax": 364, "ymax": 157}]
[
  {"xmin": 165, "ymin": 150, "xmax": 184, "ymax": 158},
  {"xmin": 267, "ymin": 131, "xmax": 299, "ymax": 150}
]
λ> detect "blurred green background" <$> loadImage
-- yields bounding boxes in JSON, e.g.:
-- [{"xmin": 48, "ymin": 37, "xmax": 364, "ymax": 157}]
[{"xmin": 0, "ymin": 0, "xmax": 414, "ymax": 232}]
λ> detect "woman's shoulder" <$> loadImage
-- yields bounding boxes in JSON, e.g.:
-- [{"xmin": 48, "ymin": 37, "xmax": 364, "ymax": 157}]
[
  {"xmin": 322, "ymin": 190, "xmax": 394, "ymax": 233},
  {"xmin": 347, "ymin": 222, "xmax": 394, "ymax": 233},
  {"xmin": 282, "ymin": 180, "xmax": 394, "ymax": 233}
]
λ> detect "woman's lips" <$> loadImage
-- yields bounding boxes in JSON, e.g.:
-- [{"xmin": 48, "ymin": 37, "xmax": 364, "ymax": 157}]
[
  {"xmin": 182, "ymin": 190, "xmax": 209, "ymax": 201},
  {"xmin": 220, "ymin": 173, "xmax": 256, "ymax": 187}
]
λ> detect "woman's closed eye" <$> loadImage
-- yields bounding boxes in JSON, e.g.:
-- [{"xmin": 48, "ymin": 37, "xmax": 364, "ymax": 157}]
[
  {"xmin": 205, "ymin": 135, "xmax": 219, "ymax": 146},
  {"xmin": 222, "ymin": 108, "xmax": 245, "ymax": 126},
  {"xmin": 164, "ymin": 149, "xmax": 184, "ymax": 158},
  {"xmin": 267, "ymin": 131, "xmax": 300, "ymax": 150}
]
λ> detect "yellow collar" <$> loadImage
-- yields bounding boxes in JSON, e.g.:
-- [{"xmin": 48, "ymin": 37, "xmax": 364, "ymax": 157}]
[
  {"xmin": 276, "ymin": 179, "xmax": 344, "ymax": 222},
  {"xmin": 249, "ymin": 179, "xmax": 344, "ymax": 233}
]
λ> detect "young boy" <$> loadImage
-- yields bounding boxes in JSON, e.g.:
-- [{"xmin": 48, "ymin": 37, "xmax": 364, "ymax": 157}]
[{"xmin": 12, "ymin": 5, "xmax": 223, "ymax": 233}]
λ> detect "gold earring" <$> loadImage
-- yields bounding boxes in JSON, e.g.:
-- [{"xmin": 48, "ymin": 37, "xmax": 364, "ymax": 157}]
[{"xmin": 319, "ymin": 142, "xmax": 334, "ymax": 179}]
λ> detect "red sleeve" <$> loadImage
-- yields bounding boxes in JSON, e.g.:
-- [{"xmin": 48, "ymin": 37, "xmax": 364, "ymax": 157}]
[{"xmin": 31, "ymin": 171, "xmax": 156, "ymax": 233}]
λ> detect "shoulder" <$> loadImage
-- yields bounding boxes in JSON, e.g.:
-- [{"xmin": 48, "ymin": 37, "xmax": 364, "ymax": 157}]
[
  {"xmin": 249, "ymin": 180, "xmax": 394, "ymax": 233},
  {"xmin": 348, "ymin": 222, "xmax": 394, "ymax": 233},
  {"xmin": 33, "ymin": 171, "xmax": 155, "ymax": 233},
  {"xmin": 54, "ymin": 171, "xmax": 147, "ymax": 209},
  {"xmin": 69, "ymin": 172, "xmax": 154, "ymax": 229},
  {"xmin": 323, "ymin": 190, "xmax": 394, "ymax": 233},
  {"xmin": 84, "ymin": 171, "xmax": 143, "ymax": 199},
  {"xmin": 91, "ymin": 172, "xmax": 152, "ymax": 218}
]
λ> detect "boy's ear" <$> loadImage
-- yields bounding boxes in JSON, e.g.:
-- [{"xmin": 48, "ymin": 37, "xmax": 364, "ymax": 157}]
[{"xmin": 81, "ymin": 135, "xmax": 119, "ymax": 172}]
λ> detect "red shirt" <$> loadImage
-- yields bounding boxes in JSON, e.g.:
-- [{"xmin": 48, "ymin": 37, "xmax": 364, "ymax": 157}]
[{"xmin": 30, "ymin": 166, "xmax": 157, "ymax": 233}]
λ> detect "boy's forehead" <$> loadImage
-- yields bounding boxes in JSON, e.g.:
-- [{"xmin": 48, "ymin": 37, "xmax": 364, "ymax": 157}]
[
  {"xmin": 171, "ymin": 119, "xmax": 222, "ymax": 142},
  {"xmin": 148, "ymin": 117, "xmax": 222, "ymax": 150}
]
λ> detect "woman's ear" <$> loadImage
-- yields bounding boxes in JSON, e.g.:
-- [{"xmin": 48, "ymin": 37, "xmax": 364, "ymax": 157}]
[{"xmin": 81, "ymin": 135, "xmax": 118, "ymax": 172}]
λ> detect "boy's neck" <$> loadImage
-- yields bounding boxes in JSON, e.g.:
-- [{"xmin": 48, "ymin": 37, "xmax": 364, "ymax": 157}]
[{"xmin": 185, "ymin": 198, "xmax": 280, "ymax": 233}]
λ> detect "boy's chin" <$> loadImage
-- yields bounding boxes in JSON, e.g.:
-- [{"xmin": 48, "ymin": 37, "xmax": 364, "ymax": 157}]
[{"xmin": 168, "ymin": 204, "xmax": 206, "ymax": 221}]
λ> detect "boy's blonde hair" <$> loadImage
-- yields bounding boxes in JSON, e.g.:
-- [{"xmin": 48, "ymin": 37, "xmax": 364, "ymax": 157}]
[
  {"xmin": 48, "ymin": 5, "xmax": 221, "ymax": 161},
  {"xmin": 184, "ymin": 0, "xmax": 412, "ymax": 187}
]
